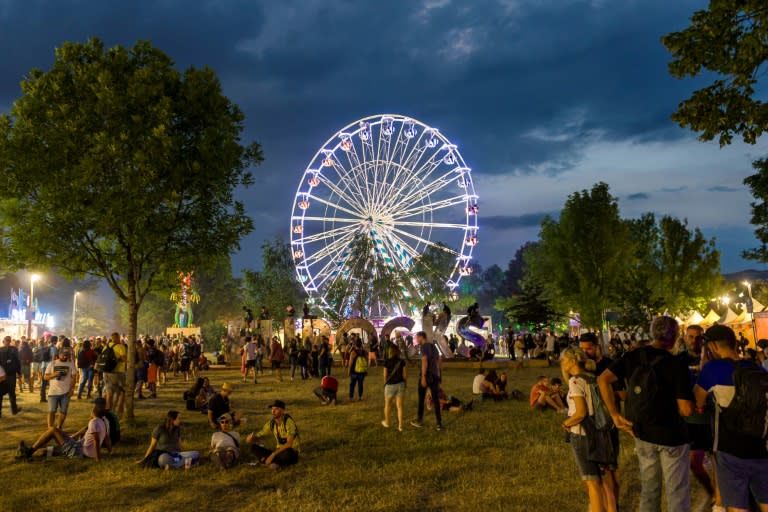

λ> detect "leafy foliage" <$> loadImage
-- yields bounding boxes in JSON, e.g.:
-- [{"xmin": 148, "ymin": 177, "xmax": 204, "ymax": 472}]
[
  {"xmin": 525, "ymin": 183, "xmax": 632, "ymax": 329},
  {"xmin": 242, "ymin": 237, "xmax": 305, "ymax": 326},
  {"xmin": 0, "ymin": 38, "xmax": 260, "ymax": 419},
  {"xmin": 663, "ymin": 2, "xmax": 768, "ymax": 145}
]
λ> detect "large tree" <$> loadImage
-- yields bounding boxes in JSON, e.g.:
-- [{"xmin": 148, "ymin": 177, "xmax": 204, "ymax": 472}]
[
  {"xmin": 617, "ymin": 213, "xmax": 721, "ymax": 323},
  {"xmin": 0, "ymin": 39, "xmax": 261, "ymax": 420},
  {"xmin": 526, "ymin": 183, "xmax": 632, "ymax": 329},
  {"xmin": 663, "ymin": 2, "xmax": 768, "ymax": 146}
]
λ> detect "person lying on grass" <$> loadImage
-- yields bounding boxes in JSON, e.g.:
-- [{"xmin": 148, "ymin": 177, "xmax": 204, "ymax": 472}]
[{"xmin": 17, "ymin": 404, "xmax": 111, "ymax": 461}]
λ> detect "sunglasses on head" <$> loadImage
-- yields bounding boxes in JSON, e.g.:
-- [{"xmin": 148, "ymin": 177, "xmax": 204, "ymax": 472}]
[{"xmin": 219, "ymin": 419, "xmax": 231, "ymax": 424}]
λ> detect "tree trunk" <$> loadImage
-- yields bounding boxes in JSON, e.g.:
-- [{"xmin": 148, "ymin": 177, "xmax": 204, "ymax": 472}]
[{"xmin": 124, "ymin": 290, "xmax": 138, "ymax": 422}]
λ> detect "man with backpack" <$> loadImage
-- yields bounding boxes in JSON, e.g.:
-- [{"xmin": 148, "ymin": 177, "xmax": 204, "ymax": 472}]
[
  {"xmin": 100, "ymin": 333, "xmax": 126, "ymax": 416},
  {"xmin": 39, "ymin": 335, "xmax": 57, "ymax": 403},
  {"xmin": 598, "ymin": 316, "xmax": 694, "ymax": 512},
  {"xmin": 695, "ymin": 324, "xmax": 768, "ymax": 512}
]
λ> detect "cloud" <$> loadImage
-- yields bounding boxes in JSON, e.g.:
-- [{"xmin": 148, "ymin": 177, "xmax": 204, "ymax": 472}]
[
  {"xmin": 482, "ymin": 212, "xmax": 554, "ymax": 230},
  {"xmin": 627, "ymin": 192, "xmax": 649, "ymax": 200},
  {"xmin": 661, "ymin": 186, "xmax": 688, "ymax": 193},
  {"xmin": 708, "ymin": 185, "xmax": 742, "ymax": 193}
]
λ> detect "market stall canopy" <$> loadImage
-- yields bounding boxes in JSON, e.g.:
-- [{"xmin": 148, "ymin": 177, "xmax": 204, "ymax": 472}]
[
  {"xmin": 701, "ymin": 309, "xmax": 721, "ymax": 326},
  {"xmin": 719, "ymin": 307, "xmax": 742, "ymax": 325}
]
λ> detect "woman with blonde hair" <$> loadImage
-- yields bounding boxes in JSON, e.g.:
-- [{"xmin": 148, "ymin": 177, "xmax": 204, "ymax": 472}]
[{"xmin": 560, "ymin": 347, "xmax": 608, "ymax": 512}]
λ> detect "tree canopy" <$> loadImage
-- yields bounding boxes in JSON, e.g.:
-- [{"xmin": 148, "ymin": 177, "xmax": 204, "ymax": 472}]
[
  {"xmin": 663, "ymin": 2, "xmax": 768, "ymax": 146},
  {"xmin": 0, "ymin": 38, "xmax": 261, "ymax": 419}
]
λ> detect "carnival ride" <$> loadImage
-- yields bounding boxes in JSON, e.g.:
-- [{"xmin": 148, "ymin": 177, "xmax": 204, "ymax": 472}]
[{"xmin": 290, "ymin": 114, "xmax": 479, "ymax": 319}]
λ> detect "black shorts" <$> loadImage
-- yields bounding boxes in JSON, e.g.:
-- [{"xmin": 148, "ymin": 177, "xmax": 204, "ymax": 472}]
[
  {"xmin": 180, "ymin": 358, "xmax": 191, "ymax": 372},
  {"xmin": 246, "ymin": 360, "xmax": 257, "ymax": 369},
  {"xmin": 688, "ymin": 423, "xmax": 713, "ymax": 451},
  {"xmin": 271, "ymin": 361, "xmax": 282, "ymax": 369}
]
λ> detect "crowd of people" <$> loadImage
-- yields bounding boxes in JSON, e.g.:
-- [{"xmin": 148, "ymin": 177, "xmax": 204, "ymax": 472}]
[{"xmin": 4, "ymin": 309, "xmax": 768, "ymax": 511}]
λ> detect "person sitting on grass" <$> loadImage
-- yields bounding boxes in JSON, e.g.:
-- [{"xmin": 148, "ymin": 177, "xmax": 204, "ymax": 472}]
[
  {"xmin": 472, "ymin": 368, "xmax": 486, "ymax": 398},
  {"xmin": 313, "ymin": 374, "xmax": 338, "ymax": 405},
  {"xmin": 529, "ymin": 375, "xmax": 566, "ymax": 412},
  {"xmin": 482, "ymin": 370, "xmax": 506, "ymax": 400},
  {"xmin": 208, "ymin": 382, "xmax": 241, "ymax": 430},
  {"xmin": 209, "ymin": 413, "xmax": 241, "ymax": 470},
  {"xmin": 247, "ymin": 399, "xmax": 300, "ymax": 469},
  {"xmin": 17, "ymin": 404, "xmax": 111, "ymax": 461},
  {"xmin": 137, "ymin": 410, "xmax": 200, "ymax": 469},
  {"xmin": 549, "ymin": 377, "xmax": 566, "ymax": 405},
  {"xmin": 195, "ymin": 377, "xmax": 216, "ymax": 412}
]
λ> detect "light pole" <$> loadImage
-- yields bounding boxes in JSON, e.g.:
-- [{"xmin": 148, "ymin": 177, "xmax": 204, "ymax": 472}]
[
  {"xmin": 27, "ymin": 273, "xmax": 39, "ymax": 339},
  {"xmin": 744, "ymin": 281, "xmax": 758, "ymax": 345},
  {"xmin": 71, "ymin": 291, "xmax": 79, "ymax": 339}
]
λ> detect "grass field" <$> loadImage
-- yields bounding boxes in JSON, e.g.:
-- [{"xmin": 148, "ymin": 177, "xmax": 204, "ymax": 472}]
[{"xmin": 0, "ymin": 361, "xmax": 706, "ymax": 512}]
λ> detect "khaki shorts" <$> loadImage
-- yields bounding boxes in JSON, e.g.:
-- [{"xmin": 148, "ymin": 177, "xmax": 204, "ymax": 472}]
[{"xmin": 104, "ymin": 372, "xmax": 126, "ymax": 394}]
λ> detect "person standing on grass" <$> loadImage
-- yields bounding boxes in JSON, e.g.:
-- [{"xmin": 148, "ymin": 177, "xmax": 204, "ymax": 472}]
[
  {"xmin": 382, "ymin": 344, "xmax": 407, "ymax": 431},
  {"xmin": 411, "ymin": 331, "xmax": 443, "ymax": 431},
  {"xmin": 348, "ymin": 339, "xmax": 368, "ymax": 401},
  {"xmin": 103, "ymin": 332, "xmax": 126, "ymax": 416},
  {"xmin": 598, "ymin": 316, "xmax": 693, "ymax": 512},
  {"xmin": 270, "ymin": 336, "xmax": 285, "ymax": 382},
  {"xmin": 44, "ymin": 346, "xmax": 76, "ymax": 429},
  {"xmin": 247, "ymin": 399, "xmax": 300, "ymax": 469},
  {"xmin": 243, "ymin": 336, "xmax": 257, "ymax": 383},
  {"xmin": 579, "ymin": 332, "xmax": 620, "ymax": 512},
  {"xmin": 0, "ymin": 335, "xmax": 22, "ymax": 416},
  {"xmin": 560, "ymin": 347, "xmax": 608, "ymax": 512},
  {"xmin": 695, "ymin": 325, "xmax": 768, "ymax": 512}
]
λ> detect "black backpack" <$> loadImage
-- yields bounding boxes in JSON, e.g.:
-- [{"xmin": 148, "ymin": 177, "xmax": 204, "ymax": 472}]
[
  {"xmin": 624, "ymin": 349, "xmax": 666, "ymax": 424},
  {"xmin": 77, "ymin": 348, "xmax": 89, "ymax": 369},
  {"xmin": 95, "ymin": 343, "xmax": 118, "ymax": 373},
  {"xmin": 104, "ymin": 410, "xmax": 121, "ymax": 445},
  {"xmin": 191, "ymin": 343, "xmax": 202, "ymax": 359},
  {"xmin": 42, "ymin": 345, "xmax": 52, "ymax": 363},
  {"xmin": 719, "ymin": 360, "xmax": 768, "ymax": 439}
]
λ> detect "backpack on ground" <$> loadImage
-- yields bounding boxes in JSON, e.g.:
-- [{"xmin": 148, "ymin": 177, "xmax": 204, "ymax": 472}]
[
  {"xmin": 353, "ymin": 351, "xmax": 368, "ymax": 374},
  {"xmin": 104, "ymin": 410, "xmax": 121, "ymax": 445},
  {"xmin": 624, "ymin": 349, "xmax": 666, "ymax": 424},
  {"xmin": 720, "ymin": 360, "xmax": 768, "ymax": 439},
  {"xmin": 95, "ymin": 343, "xmax": 118, "ymax": 373}
]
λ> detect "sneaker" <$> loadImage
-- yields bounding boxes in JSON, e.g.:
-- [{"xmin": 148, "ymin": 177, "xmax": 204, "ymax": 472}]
[
  {"xmin": 269, "ymin": 463, "xmax": 279, "ymax": 470},
  {"xmin": 12, "ymin": 407, "xmax": 22, "ymax": 415},
  {"xmin": 381, "ymin": 420, "xmax": 390, "ymax": 428},
  {"xmin": 15, "ymin": 441, "xmax": 27, "ymax": 459},
  {"xmin": 410, "ymin": 420, "xmax": 423, "ymax": 429},
  {"xmin": 398, "ymin": 426, "xmax": 403, "ymax": 432},
  {"xmin": 435, "ymin": 425, "xmax": 444, "ymax": 431}
]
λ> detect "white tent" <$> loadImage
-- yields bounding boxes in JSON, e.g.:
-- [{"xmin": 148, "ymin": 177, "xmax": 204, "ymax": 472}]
[
  {"xmin": 752, "ymin": 298, "xmax": 766, "ymax": 313},
  {"xmin": 682, "ymin": 310, "xmax": 704, "ymax": 325},
  {"xmin": 719, "ymin": 307, "xmax": 742, "ymax": 325},
  {"xmin": 701, "ymin": 309, "xmax": 722, "ymax": 326}
]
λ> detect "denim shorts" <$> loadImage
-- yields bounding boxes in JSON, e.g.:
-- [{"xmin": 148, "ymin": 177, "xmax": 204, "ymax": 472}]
[
  {"xmin": 59, "ymin": 438, "xmax": 83, "ymax": 458},
  {"xmin": 384, "ymin": 382, "xmax": 405, "ymax": 399},
  {"xmin": 568, "ymin": 432, "xmax": 601, "ymax": 481},
  {"xmin": 716, "ymin": 451, "xmax": 768, "ymax": 509},
  {"xmin": 48, "ymin": 393, "xmax": 71, "ymax": 414}
]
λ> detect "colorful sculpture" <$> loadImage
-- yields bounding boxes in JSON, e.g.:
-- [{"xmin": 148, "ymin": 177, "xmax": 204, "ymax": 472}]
[{"xmin": 170, "ymin": 272, "xmax": 200, "ymax": 328}]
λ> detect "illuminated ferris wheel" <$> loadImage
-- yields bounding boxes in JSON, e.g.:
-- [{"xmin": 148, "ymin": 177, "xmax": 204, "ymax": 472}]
[{"xmin": 289, "ymin": 114, "xmax": 479, "ymax": 316}]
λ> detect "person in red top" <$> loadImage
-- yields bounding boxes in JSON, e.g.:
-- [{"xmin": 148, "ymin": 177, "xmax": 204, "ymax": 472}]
[
  {"xmin": 313, "ymin": 375, "xmax": 338, "ymax": 405},
  {"xmin": 529, "ymin": 376, "xmax": 565, "ymax": 412}
]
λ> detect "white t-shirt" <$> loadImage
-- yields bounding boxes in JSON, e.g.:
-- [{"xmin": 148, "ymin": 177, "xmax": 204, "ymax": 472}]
[
  {"xmin": 472, "ymin": 374, "xmax": 486, "ymax": 394},
  {"xmin": 566, "ymin": 375, "xmax": 591, "ymax": 436},
  {"xmin": 545, "ymin": 335, "xmax": 556, "ymax": 352},
  {"xmin": 82, "ymin": 417, "xmax": 109, "ymax": 458},
  {"xmin": 245, "ymin": 342, "xmax": 257, "ymax": 360},
  {"xmin": 46, "ymin": 360, "xmax": 76, "ymax": 396},
  {"xmin": 211, "ymin": 431, "xmax": 241, "ymax": 457}
]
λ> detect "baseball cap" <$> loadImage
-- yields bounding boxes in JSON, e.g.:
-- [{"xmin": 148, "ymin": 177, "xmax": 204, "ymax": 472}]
[{"xmin": 267, "ymin": 399, "xmax": 286, "ymax": 410}]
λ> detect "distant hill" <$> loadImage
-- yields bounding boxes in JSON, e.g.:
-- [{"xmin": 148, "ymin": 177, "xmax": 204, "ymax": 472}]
[{"xmin": 723, "ymin": 269, "xmax": 768, "ymax": 283}]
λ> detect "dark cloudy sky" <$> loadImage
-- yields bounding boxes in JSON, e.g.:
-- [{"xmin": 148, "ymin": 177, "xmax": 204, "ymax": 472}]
[{"xmin": 2, "ymin": 0, "xmax": 765, "ymax": 275}]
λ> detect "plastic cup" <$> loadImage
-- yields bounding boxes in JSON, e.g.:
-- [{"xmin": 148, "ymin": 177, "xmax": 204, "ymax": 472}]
[
  {"xmin": 46, "ymin": 446, "xmax": 54, "ymax": 457},
  {"xmin": 184, "ymin": 457, "xmax": 192, "ymax": 469}
]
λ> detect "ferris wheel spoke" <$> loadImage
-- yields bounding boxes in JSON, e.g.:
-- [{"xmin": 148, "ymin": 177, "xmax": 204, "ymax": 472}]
[
  {"xmin": 391, "ymin": 154, "xmax": 443, "ymax": 199},
  {"xmin": 294, "ymin": 216, "xmax": 360, "ymax": 224},
  {"xmin": 315, "ymin": 174, "xmax": 368, "ymax": 217},
  {"xmin": 313, "ymin": 246, "xmax": 357, "ymax": 291},
  {"xmin": 391, "ymin": 221, "xmax": 467, "ymax": 229},
  {"xmin": 386, "ymin": 225, "xmax": 461, "ymax": 255},
  {"xmin": 303, "ymin": 229, "xmax": 358, "ymax": 268},
  {"xmin": 392, "ymin": 195, "xmax": 468, "ymax": 220},
  {"xmin": 395, "ymin": 170, "xmax": 464, "ymax": 207},
  {"xmin": 327, "ymin": 160, "xmax": 370, "ymax": 213},
  {"xmin": 307, "ymin": 193, "xmax": 367, "ymax": 219},
  {"xmin": 296, "ymin": 223, "xmax": 360, "ymax": 245}
]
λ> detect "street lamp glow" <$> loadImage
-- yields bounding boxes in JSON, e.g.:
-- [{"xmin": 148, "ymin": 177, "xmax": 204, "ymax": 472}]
[{"xmin": 721, "ymin": 296, "xmax": 730, "ymax": 305}]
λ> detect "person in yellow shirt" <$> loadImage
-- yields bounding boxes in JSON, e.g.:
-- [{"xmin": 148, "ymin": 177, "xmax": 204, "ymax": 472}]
[
  {"xmin": 247, "ymin": 400, "xmax": 299, "ymax": 468},
  {"xmin": 104, "ymin": 333, "xmax": 127, "ymax": 416}
]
